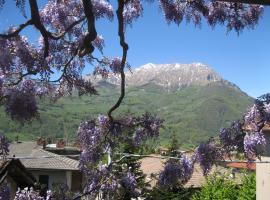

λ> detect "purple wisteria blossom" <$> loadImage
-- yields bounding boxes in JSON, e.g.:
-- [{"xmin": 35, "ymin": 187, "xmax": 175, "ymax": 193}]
[
  {"xmin": 92, "ymin": 0, "xmax": 114, "ymax": 20},
  {"xmin": 0, "ymin": 183, "xmax": 10, "ymax": 200},
  {"xmin": 121, "ymin": 171, "xmax": 137, "ymax": 196},
  {"xmin": 244, "ymin": 132, "xmax": 266, "ymax": 160},
  {"xmin": 123, "ymin": 0, "xmax": 143, "ymax": 25},
  {"xmin": 219, "ymin": 120, "xmax": 245, "ymax": 153},
  {"xmin": 159, "ymin": 0, "xmax": 263, "ymax": 33},
  {"xmin": 0, "ymin": 133, "xmax": 9, "ymax": 158},
  {"xmin": 14, "ymin": 187, "xmax": 44, "ymax": 200},
  {"xmin": 158, "ymin": 161, "xmax": 182, "ymax": 188},
  {"xmin": 244, "ymin": 104, "xmax": 261, "ymax": 125},
  {"xmin": 98, "ymin": 114, "xmax": 109, "ymax": 127},
  {"xmin": 180, "ymin": 155, "xmax": 194, "ymax": 183},
  {"xmin": 195, "ymin": 140, "xmax": 223, "ymax": 175},
  {"xmin": 158, "ymin": 155, "xmax": 194, "ymax": 189},
  {"xmin": 207, "ymin": 2, "xmax": 263, "ymax": 33},
  {"xmin": 133, "ymin": 113, "xmax": 163, "ymax": 146},
  {"xmin": 4, "ymin": 88, "xmax": 39, "ymax": 122},
  {"xmin": 159, "ymin": 0, "xmax": 208, "ymax": 26}
]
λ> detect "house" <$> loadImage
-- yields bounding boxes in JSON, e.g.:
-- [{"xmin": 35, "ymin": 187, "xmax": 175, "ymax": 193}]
[
  {"xmin": 0, "ymin": 159, "xmax": 36, "ymax": 198},
  {"xmin": 9, "ymin": 141, "xmax": 82, "ymax": 193}
]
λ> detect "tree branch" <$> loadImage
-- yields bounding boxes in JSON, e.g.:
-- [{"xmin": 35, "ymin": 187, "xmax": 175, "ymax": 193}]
[
  {"xmin": 0, "ymin": 20, "xmax": 33, "ymax": 38},
  {"xmin": 50, "ymin": 17, "xmax": 86, "ymax": 39},
  {"xmin": 49, "ymin": 54, "xmax": 77, "ymax": 83},
  {"xmin": 107, "ymin": 0, "xmax": 129, "ymax": 122},
  {"xmin": 78, "ymin": 0, "xmax": 97, "ymax": 57},
  {"xmin": 29, "ymin": 0, "xmax": 51, "ymax": 58}
]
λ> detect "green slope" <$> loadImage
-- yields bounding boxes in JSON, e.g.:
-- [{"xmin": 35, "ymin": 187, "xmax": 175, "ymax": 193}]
[{"xmin": 0, "ymin": 82, "xmax": 253, "ymax": 148}]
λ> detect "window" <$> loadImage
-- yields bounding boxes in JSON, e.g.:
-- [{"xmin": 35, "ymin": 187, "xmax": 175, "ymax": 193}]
[{"xmin": 39, "ymin": 175, "xmax": 49, "ymax": 197}]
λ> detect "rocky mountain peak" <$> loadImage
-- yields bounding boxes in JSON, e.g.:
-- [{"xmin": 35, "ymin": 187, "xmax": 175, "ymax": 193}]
[
  {"xmin": 87, "ymin": 62, "xmax": 227, "ymax": 90},
  {"xmin": 127, "ymin": 62, "xmax": 221, "ymax": 89}
]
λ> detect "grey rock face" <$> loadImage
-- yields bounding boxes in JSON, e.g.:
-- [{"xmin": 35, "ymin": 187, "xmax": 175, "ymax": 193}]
[
  {"xmin": 125, "ymin": 63, "xmax": 221, "ymax": 89},
  {"xmin": 86, "ymin": 62, "xmax": 238, "ymax": 91}
]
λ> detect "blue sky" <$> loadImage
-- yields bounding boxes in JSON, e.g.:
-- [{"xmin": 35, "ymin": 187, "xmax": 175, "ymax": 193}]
[{"xmin": 0, "ymin": 1, "xmax": 269, "ymax": 98}]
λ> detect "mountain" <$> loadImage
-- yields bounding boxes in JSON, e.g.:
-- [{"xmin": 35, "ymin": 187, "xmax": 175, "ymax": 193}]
[
  {"xmin": 88, "ymin": 62, "xmax": 241, "ymax": 91},
  {"xmin": 0, "ymin": 63, "xmax": 253, "ymax": 148}
]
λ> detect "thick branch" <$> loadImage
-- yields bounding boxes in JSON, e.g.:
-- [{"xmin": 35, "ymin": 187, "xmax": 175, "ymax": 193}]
[
  {"xmin": 78, "ymin": 0, "xmax": 97, "ymax": 57},
  {"xmin": 107, "ymin": 0, "xmax": 129, "ymax": 121},
  {"xmin": 0, "ymin": 20, "xmax": 33, "ymax": 38},
  {"xmin": 29, "ymin": 0, "xmax": 50, "ymax": 58},
  {"xmin": 214, "ymin": 0, "xmax": 270, "ymax": 5}
]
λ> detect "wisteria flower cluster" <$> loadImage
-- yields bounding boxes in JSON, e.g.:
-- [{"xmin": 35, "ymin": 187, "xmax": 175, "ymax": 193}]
[
  {"xmin": 4, "ymin": 87, "xmax": 39, "ymax": 122},
  {"xmin": 194, "ymin": 139, "xmax": 223, "ymax": 175},
  {"xmin": 159, "ymin": 0, "xmax": 263, "ymax": 33},
  {"xmin": 0, "ymin": 183, "xmax": 10, "ymax": 200},
  {"xmin": 0, "ymin": 133, "xmax": 9, "ymax": 158},
  {"xmin": 123, "ymin": 0, "xmax": 143, "ymax": 25},
  {"xmin": 158, "ymin": 155, "xmax": 194, "ymax": 189},
  {"xmin": 133, "ymin": 112, "xmax": 163, "ymax": 146},
  {"xmin": 244, "ymin": 132, "xmax": 266, "ymax": 160},
  {"xmin": 207, "ymin": 2, "xmax": 263, "ymax": 33},
  {"xmin": 120, "ymin": 171, "xmax": 138, "ymax": 197},
  {"xmin": 14, "ymin": 187, "xmax": 45, "ymax": 200},
  {"xmin": 219, "ymin": 120, "xmax": 245, "ymax": 153},
  {"xmin": 216, "ymin": 94, "xmax": 270, "ymax": 165}
]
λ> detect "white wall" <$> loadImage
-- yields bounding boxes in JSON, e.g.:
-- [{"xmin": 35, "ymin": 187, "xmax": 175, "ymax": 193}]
[
  {"xmin": 30, "ymin": 170, "xmax": 71, "ymax": 189},
  {"xmin": 257, "ymin": 157, "xmax": 270, "ymax": 200}
]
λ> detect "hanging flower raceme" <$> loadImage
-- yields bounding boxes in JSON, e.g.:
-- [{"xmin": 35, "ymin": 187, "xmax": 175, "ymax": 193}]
[
  {"xmin": 244, "ymin": 131, "xmax": 266, "ymax": 160},
  {"xmin": 207, "ymin": 2, "xmax": 263, "ymax": 33},
  {"xmin": 194, "ymin": 140, "xmax": 223, "ymax": 175},
  {"xmin": 158, "ymin": 155, "xmax": 194, "ymax": 189},
  {"xmin": 159, "ymin": 0, "xmax": 207, "ymax": 25},
  {"xmin": 120, "ymin": 171, "xmax": 138, "ymax": 197},
  {"xmin": 4, "ymin": 88, "xmax": 39, "ymax": 122},
  {"xmin": 0, "ymin": 182, "xmax": 10, "ymax": 200},
  {"xmin": 219, "ymin": 120, "xmax": 245, "ymax": 153},
  {"xmin": 0, "ymin": 133, "xmax": 9, "ymax": 158},
  {"xmin": 244, "ymin": 104, "xmax": 261, "ymax": 131},
  {"xmin": 123, "ymin": 0, "xmax": 143, "ymax": 25},
  {"xmin": 133, "ymin": 113, "xmax": 163, "ymax": 146}
]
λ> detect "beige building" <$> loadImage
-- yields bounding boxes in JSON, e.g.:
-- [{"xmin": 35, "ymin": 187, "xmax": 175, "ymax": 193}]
[{"xmin": 9, "ymin": 142, "xmax": 82, "ymax": 193}]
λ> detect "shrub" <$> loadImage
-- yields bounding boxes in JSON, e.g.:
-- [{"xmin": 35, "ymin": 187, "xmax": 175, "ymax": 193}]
[{"xmin": 192, "ymin": 174, "xmax": 238, "ymax": 200}]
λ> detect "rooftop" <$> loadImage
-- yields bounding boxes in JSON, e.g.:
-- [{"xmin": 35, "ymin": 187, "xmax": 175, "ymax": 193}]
[
  {"xmin": 9, "ymin": 142, "xmax": 79, "ymax": 171},
  {"xmin": 139, "ymin": 155, "xmax": 251, "ymax": 188}
]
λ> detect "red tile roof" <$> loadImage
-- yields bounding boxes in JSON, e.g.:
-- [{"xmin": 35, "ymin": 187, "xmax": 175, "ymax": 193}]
[{"xmin": 225, "ymin": 162, "xmax": 256, "ymax": 170}]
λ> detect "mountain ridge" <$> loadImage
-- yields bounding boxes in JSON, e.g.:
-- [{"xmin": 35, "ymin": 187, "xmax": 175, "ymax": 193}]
[{"xmin": 87, "ymin": 62, "xmax": 242, "ymax": 93}]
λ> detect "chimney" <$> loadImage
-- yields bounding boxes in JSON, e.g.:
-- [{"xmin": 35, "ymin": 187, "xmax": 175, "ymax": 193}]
[
  {"xmin": 37, "ymin": 137, "xmax": 46, "ymax": 149},
  {"xmin": 56, "ymin": 139, "xmax": 66, "ymax": 148},
  {"xmin": 42, "ymin": 139, "xmax": 46, "ymax": 149},
  {"xmin": 36, "ymin": 137, "xmax": 43, "ymax": 146},
  {"xmin": 15, "ymin": 135, "xmax": 19, "ymax": 143}
]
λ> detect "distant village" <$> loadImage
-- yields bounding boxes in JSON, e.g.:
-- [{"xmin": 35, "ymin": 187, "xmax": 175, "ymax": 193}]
[{"xmin": 0, "ymin": 135, "xmax": 258, "ymax": 199}]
